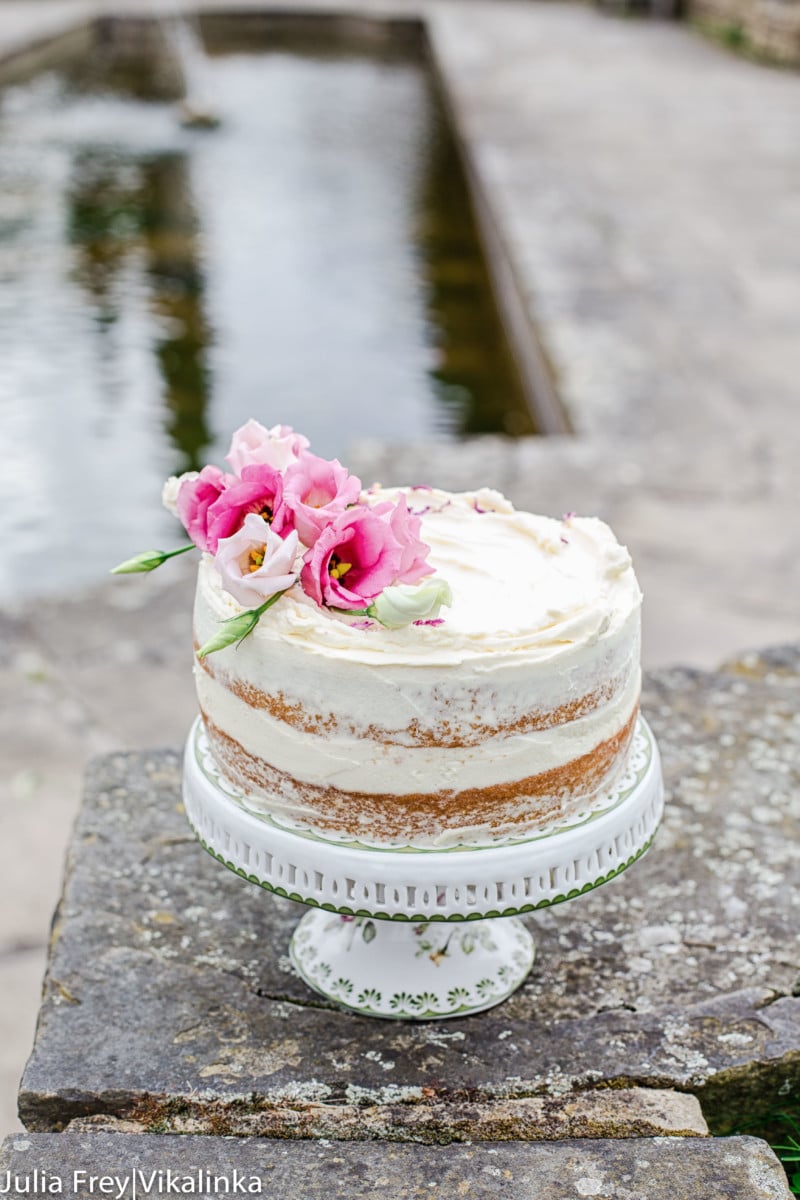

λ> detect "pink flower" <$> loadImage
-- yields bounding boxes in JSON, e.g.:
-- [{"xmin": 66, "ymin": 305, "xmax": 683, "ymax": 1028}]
[
  {"xmin": 226, "ymin": 420, "xmax": 309, "ymax": 475},
  {"xmin": 177, "ymin": 465, "xmax": 230, "ymax": 552},
  {"xmin": 215, "ymin": 514, "xmax": 299, "ymax": 609},
  {"xmin": 386, "ymin": 496, "xmax": 434, "ymax": 585},
  {"xmin": 300, "ymin": 506, "xmax": 403, "ymax": 609},
  {"xmin": 206, "ymin": 464, "xmax": 291, "ymax": 551},
  {"xmin": 283, "ymin": 453, "xmax": 362, "ymax": 546}
]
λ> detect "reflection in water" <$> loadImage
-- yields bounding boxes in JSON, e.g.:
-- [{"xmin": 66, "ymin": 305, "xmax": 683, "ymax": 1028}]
[
  {"xmin": 416, "ymin": 114, "xmax": 534, "ymax": 439},
  {"xmin": 141, "ymin": 156, "xmax": 213, "ymax": 471},
  {"xmin": 0, "ymin": 32, "xmax": 534, "ymax": 601},
  {"xmin": 67, "ymin": 151, "xmax": 213, "ymax": 471},
  {"xmin": 67, "ymin": 154, "xmax": 137, "ymax": 325}
]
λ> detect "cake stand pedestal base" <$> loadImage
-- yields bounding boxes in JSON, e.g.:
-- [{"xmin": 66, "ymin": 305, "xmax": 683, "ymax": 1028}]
[
  {"xmin": 290, "ymin": 910, "xmax": 535, "ymax": 1019},
  {"xmin": 184, "ymin": 716, "xmax": 663, "ymax": 1021}
]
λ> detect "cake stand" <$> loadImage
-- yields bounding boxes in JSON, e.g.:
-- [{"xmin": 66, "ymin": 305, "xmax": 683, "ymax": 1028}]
[{"xmin": 182, "ymin": 717, "xmax": 663, "ymax": 1020}]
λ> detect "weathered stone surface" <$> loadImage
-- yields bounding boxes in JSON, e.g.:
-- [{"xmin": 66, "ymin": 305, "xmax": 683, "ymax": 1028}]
[
  {"xmin": 688, "ymin": 0, "xmax": 800, "ymax": 66},
  {"xmin": 59, "ymin": 1089, "xmax": 706, "ymax": 1142},
  {"xmin": 18, "ymin": 663, "xmax": 799, "ymax": 1139},
  {"xmin": 719, "ymin": 644, "xmax": 800, "ymax": 682},
  {"xmin": 0, "ymin": 2, "xmax": 93, "ymax": 85},
  {"xmin": 0, "ymin": 1133, "xmax": 793, "ymax": 1200}
]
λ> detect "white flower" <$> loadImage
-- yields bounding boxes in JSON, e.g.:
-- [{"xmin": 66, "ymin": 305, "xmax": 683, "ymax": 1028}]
[
  {"xmin": 370, "ymin": 579, "xmax": 453, "ymax": 629},
  {"xmin": 214, "ymin": 513, "xmax": 299, "ymax": 609},
  {"xmin": 162, "ymin": 472, "xmax": 197, "ymax": 517}
]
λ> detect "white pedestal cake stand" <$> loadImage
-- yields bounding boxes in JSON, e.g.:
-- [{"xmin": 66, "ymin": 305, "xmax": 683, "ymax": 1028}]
[{"xmin": 182, "ymin": 717, "xmax": 663, "ymax": 1020}]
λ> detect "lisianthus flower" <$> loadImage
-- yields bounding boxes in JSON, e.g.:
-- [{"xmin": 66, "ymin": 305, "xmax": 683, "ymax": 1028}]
[
  {"xmin": 300, "ymin": 506, "xmax": 404, "ymax": 609},
  {"xmin": 283, "ymin": 453, "xmax": 362, "ymax": 546},
  {"xmin": 215, "ymin": 514, "xmax": 299, "ymax": 609},
  {"xmin": 206, "ymin": 464, "xmax": 291, "ymax": 550},
  {"xmin": 386, "ymin": 496, "xmax": 434, "ymax": 585},
  {"xmin": 177, "ymin": 465, "xmax": 230, "ymax": 552},
  {"xmin": 225, "ymin": 419, "xmax": 310, "ymax": 475}
]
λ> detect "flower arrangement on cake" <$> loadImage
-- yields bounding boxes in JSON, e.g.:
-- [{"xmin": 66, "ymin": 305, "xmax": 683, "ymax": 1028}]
[{"xmin": 112, "ymin": 420, "xmax": 452, "ymax": 657}]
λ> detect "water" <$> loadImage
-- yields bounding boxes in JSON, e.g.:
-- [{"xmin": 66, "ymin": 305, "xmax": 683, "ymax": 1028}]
[{"xmin": 0, "ymin": 32, "xmax": 532, "ymax": 602}]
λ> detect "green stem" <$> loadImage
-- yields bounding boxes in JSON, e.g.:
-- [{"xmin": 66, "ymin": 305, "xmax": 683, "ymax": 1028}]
[
  {"xmin": 111, "ymin": 542, "xmax": 197, "ymax": 574},
  {"xmin": 253, "ymin": 591, "xmax": 286, "ymax": 618}
]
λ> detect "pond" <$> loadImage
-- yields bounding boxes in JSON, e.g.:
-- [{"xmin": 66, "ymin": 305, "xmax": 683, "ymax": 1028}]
[{"xmin": 0, "ymin": 20, "xmax": 534, "ymax": 602}]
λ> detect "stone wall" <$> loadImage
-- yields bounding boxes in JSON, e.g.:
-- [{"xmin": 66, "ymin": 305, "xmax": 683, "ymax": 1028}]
[{"xmin": 688, "ymin": 0, "xmax": 800, "ymax": 64}]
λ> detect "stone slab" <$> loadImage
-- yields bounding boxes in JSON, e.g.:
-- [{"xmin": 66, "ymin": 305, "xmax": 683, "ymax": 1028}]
[
  {"xmin": 0, "ymin": 1133, "xmax": 793, "ymax": 1200},
  {"xmin": 18, "ymin": 660, "xmax": 800, "ymax": 1139},
  {"xmin": 0, "ymin": 2, "xmax": 94, "ymax": 87}
]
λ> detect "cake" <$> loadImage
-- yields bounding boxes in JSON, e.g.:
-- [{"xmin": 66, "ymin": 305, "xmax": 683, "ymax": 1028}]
[
  {"xmin": 190, "ymin": 482, "xmax": 642, "ymax": 850},
  {"xmin": 106, "ymin": 421, "xmax": 640, "ymax": 850}
]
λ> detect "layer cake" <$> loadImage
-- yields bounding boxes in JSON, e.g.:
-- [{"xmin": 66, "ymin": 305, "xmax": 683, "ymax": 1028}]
[{"xmin": 193, "ymin": 486, "xmax": 641, "ymax": 848}]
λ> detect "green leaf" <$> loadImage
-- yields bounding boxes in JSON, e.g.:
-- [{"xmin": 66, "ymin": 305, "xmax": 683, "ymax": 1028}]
[{"xmin": 111, "ymin": 543, "xmax": 194, "ymax": 574}]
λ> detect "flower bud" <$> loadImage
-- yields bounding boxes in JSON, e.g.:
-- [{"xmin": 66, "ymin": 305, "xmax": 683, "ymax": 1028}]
[
  {"xmin": 196, "ymin": 609, "xmax": 261, "ymax": 659},
  {"xmin": 195, "ymin": 587, "xmax": 290, "ymax": 658},
  {"xmin": 110, "ymin": 550, "xmax": 169, "ymax": 574},
  {"xmin": 369, "ymin": 579, "xmax": 453, "ymax": 629}
]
